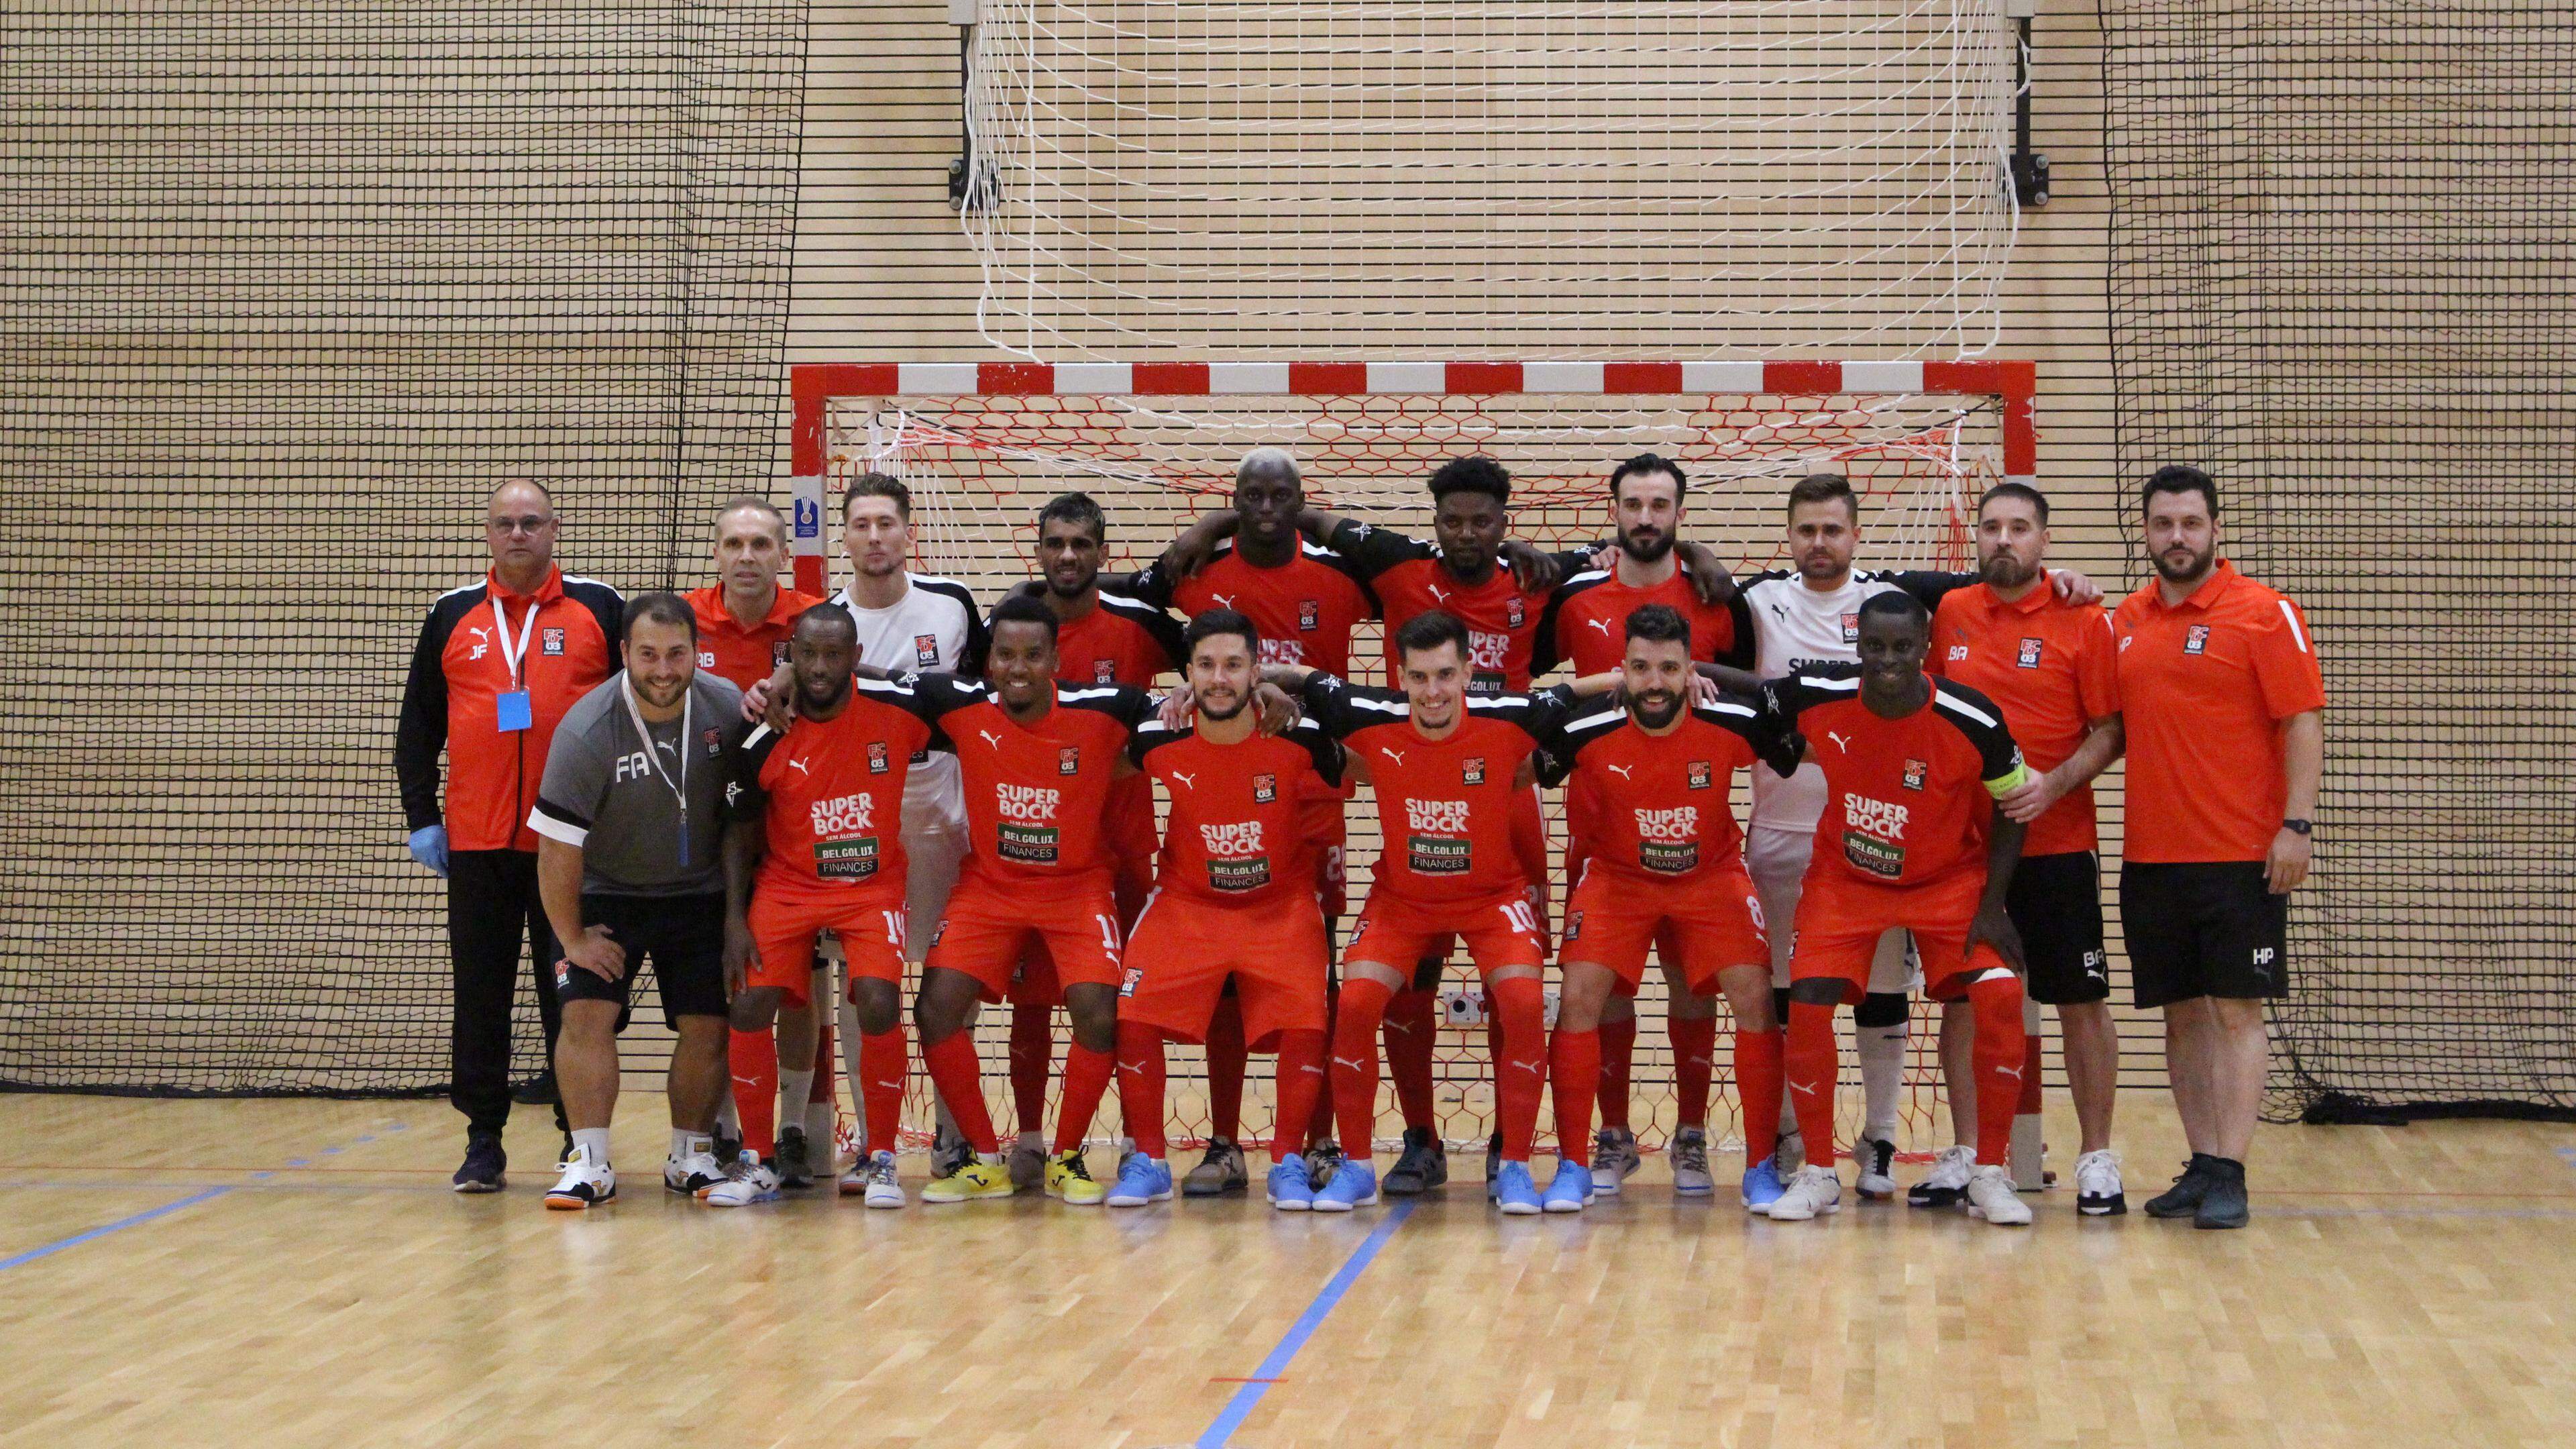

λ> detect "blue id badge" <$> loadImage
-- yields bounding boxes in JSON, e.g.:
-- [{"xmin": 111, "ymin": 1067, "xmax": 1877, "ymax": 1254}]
[{"xmin": 495, "ymin": 690, "xmax": 533, "ymax": 733}]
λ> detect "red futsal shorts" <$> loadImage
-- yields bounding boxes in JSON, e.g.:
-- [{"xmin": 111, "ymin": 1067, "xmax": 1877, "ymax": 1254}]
[
  {"xmin": 747, "ymin": 876, "xmax": 908, "ymax": 1006},
  {"xmin": 1347, "ymin": 887, "xmax": 1546, "ymax": 977},
  {"xmin": 1788, "ymin": 866, "xmax": 2010, "ymax": 1004},
  {"xmin": 926, "ymin": 875, "xmax": 1124, "ymax": 1002},
  {"xmin": 1558, "ymin": 863, "xmax": 1767, "ymax": 994},
  {"xmin": 1119, "ymin": 889, "xmax": 1331, "ymax": 1049}
]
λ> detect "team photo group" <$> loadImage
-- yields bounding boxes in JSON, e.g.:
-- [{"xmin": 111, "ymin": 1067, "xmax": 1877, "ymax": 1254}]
[{"xmin": 396, "ymin": 448, "xmax": 2322, "ymax": 1233}]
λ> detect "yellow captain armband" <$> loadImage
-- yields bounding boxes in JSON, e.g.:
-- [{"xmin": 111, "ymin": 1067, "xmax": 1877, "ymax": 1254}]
[{"xmin": 1984, "ymin": 761, "xmax": 2035, "ymax": 798}]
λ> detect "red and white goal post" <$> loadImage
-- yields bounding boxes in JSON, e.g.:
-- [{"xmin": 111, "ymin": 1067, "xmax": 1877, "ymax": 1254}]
[{"xmin": 785, "ymin": 358, "xmax": 2047, "ymax": 1179}]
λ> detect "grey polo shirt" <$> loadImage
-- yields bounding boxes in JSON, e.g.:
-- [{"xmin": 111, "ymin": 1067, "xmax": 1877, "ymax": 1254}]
[{"xmin": 529, "ymin": 671, "xmax": 746, "ymax": 896}]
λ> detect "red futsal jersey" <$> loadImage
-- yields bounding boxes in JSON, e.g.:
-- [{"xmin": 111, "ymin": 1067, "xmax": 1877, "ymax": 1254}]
[
  {"xmin": 1537, "ymin": 561, "xmax": 1743, "ymax": 677},
  {"xmin": 1324, "ymin": 519, "xmax": 1578, "ymax": 694},
  {"xmin": 1042, "ymin": 588, "xmax": 1185, "ymax": 688},
  {"xmin": 910, "ymin": 674, "xmax": 1156, "ymax": 893},
  {"xmin": 686, "ymin": 584, "xmax": 827, "ymax": 694},
  {"xmin": 1129, "ymin": 540, "xmax": 1375, "ymax": 674},
  {"xmin": 1549, "ymin": 694, "xmax": 1790, "ymax": 881},
  {"xmin": 731, "ymin": 674, "xmax": 939, "ymax": 892},
  {"xmin": 1761, "ymin": 664, "xmax": 2031, "ymax": 889},
  {"xmin": 1297, "ymin": 673, "xmax": 1572, "ymax": 905},
  {"xmin": 1127, "ymin": 716, "xmax": 1344, "ymax": 905}
]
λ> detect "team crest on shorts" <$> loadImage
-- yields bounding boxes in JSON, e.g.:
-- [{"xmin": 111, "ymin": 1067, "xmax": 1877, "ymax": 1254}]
[
  {"xmin": 1506, "ymin": 596, "xmax": 1526, "ymax": 629},
  {"xmin": 1120, "ymin": 965, "xmax": 1144, "ymax": 998},
  {"xmin": 2017, "ymin": 637, "xmax": 2045, "ymax": 668},
  {"xmin": 1562, "ymin": 909, "xmax": 1584, "ymax": 943},
  {"xmin": 542, "ymin": 627, "xmax": 566, "ymax": 656},
  {"xmin": 1687, "ymin": 761, "xmax": 1713, "ymax": 790},
  {"xmin": 867, "ymin": 741, "xmax": 890, "ymax": 774},
  {"xmin": 1059, "ymin": 746, "xmax": 1081, "ymax": 775},
  {"xmin": 1902, "ymin": 757, "xmax": 1929, "ymax": 791},
  {"xmin": 2185, "ymin": 625, "xmax": 2211, "ymax": 655},
  {"xmin": 913, "ymin": 633, "xmax": 940, "ymax": 667},
  {"xmin": 1252, "ymin": 772, "xmax": 1277, "ymax": 803},
  {"xmin": 1840, "ymin": 612, "xmax": 1860, "ymax": 643},
  {"xmin": 1093, "ymin": 659, "xmax": 1116, "ymax": 684},
  {"xmin": 1462, "ymin": 756, "xmax": 1486, "ymax": 786}
]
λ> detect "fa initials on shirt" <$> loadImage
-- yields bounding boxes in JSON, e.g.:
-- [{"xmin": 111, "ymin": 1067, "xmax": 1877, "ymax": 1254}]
[{"xmin": 614, "ymin": 750, "xmax": 652, "ymax": 782}]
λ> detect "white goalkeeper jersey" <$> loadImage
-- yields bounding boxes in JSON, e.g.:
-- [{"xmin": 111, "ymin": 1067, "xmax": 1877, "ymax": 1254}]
[{"xmin": 830, "ymin": 572, "xmax": 986, "ymax": 829}]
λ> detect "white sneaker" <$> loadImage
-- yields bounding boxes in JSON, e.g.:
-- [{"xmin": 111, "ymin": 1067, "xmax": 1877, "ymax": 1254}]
[
  {"xmin": 852, "ymin": 1148, "xmax": 905, "ymax": 1208},
  {"xmin": 665, "ymin": 1150, "xmax": 729, "ymax": 1197},
  {"xmin": 545, "ymin": 1144, "xmax": 616, "ymax": 1210},
  {"xmin": 1765, "ymin": 1164, "xmax": 1842, "ymax": 1221},
  {"xmin": 1669, "ymin": 1127, "xmax": 1715, "ymax": 1196},
  {"xmin": 702, "ymin": 1150, "xmax": 782, "ymax": 1207},
  {"xmin": 2074, "ymin": 1148, "xmax": 2126, "ymax": 1216},
  {"xmin": 1908, "ymin": 1144, "xmax": 1975, "ymax": 1208},
  {"xmin": 1589, "ymin": 1127, "xmax": 1642, "ymax": 1197},
  {"xmin": 1853, "ymin": 1130, "xmax": 1899, "ymax": 1201},
  {"xmin": 1965, "ymin": 1163, "xmax": 2033, "ymax": 1226}
]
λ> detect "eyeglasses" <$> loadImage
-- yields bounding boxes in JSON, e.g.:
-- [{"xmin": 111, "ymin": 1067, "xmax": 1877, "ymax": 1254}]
[{"xmin": 488, "ymin": 515, "xmax": 555, "ymax": 535}]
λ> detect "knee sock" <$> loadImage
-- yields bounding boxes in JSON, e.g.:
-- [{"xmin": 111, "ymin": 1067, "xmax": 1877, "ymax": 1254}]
[
  {"xmin": 1205, "ymin": 994, "xmax": 1248, "ymax": 1144},
  {"xmin": 1857, "ymin": 991, "xmax": 1909, "ymax": 1142},
  {"xmin": 1052, "ymin": 1042, "xmax": 1116, "ymax": 1156},
  {"xmin": 727, "ymin": 1028, "xmax": 778, "ymax": 1157},
  {"xmin": 1114, "ymin": 1021, "xmax": 1169, "ymax": 1159},
  {"xmin": 859, "ymin": 1027, "xmax": 906, "ymax": 1157},
  {"xmin": 918, "ymin": 1030, "xmax": 998, "ymax": 1156},
  {"xmin": 1490, "ymin": 977, "xmax": 1548, "ymax": 1165},
  {"xmin": 1736, "ymin": 1028, "xmax": 1784, "ymax": 1164},
  {"xmin": 1009, "ymin": 1004, "xmax": 1054, "ymax": 1144},
  {"xmin": 1597, "ymin": 1014, "xmax": 1638, "ymax": 1132},
  {"xmin": 1383, "ymin": 987, "xmax": 1441, "ymax": 1130},
  {"xmin": 804, "ymin": 1019, "xmax": 838, "ymax": 1147},
  {"xmin": 1308, "ymin": 985, "xmax": 1340, "ymax": 1148},
  {"xmin": 1785, "ymin": 1002, "xmax": 1843, "ymax": 1167},
  {"xmin": 1670, "ymin": 1014, "xmax": 1717, "ymax": 1132},
  {"xmin": 1271, "ymin": 1028, "xmax": 1328, "ymax": 1162},
  {"xmin": 1330, "ymin": 977, "xmax": 1395, "ymax": 1161},
  {"xmin": 1967, "ymin": 975, "xmax": 2029, "ymax": 1168},
  {"xmin": 1549, "ymin": 1026, "xmax": 1601, "ymax": 1158}
]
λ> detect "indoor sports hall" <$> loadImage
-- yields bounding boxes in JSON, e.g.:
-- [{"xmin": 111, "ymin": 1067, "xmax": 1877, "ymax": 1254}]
[{"xmin": 3, "ymin": 3, "xmax": 2569, "ymax": 1446}]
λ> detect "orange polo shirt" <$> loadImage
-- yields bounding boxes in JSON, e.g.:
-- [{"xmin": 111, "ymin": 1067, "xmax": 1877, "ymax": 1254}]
[
  {"xmin": 1929, "ymin": 580, "xmax": 2121, "ymax": 857},
  {"xmin": 2112, "ymin": 560, "xmax": 2325, "ymax": 863},
  {"xmin": 686, "ymin": 584, "xmax": 827, "ymax": 693}
]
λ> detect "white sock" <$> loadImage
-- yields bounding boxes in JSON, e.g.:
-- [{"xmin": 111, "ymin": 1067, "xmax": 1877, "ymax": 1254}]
[
  {"xmin": 674, "ymin": 1128, "xmax": 714, "ymax": 1161},
  {"xmin": 714, "ymin": 1092, "xmax": 740, "ymax": 1135},
  {"xmin": 780, "ymin": 1067, "xmax": 816, "ymax": 1126},
  {"xmin": 1016, "ymin": 1128, "xmax": 1044, "ymax": 1152},
  {"xmin": 572, "ymin": 1128, "xmax": 612, "ymax": 1167},
  {"xmin": 1858, "ymin": 1022, "xmax": 1908, "ymax": 1142}
]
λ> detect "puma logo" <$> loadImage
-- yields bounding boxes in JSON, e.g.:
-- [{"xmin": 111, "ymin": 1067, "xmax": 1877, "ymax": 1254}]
[
  {"xmin": 979, "ymin": 730, "xmax": 1002, "ymax": 749},
  {"xmin": 1789, "ymin": 1079, "xmax": 1819, "ymax": 1098},
  {"xmin": 1606, "ymin": 763, "xmax": 1635, "ymax": 781},
  {"xmin": 1996, "ymin": 1065, "xmax": 2023, "ymax": 1081},
  {"xmin": 1116, "ymin": 1062, "xmax": 1145, "ymax": 1076},
  {"xmin": 1427, "ymin": 582, "xmax": 1450, "ymax": 602},
  {"xmin": 1824, "ymin": 731, "xmax": 1851, "ymax": 753},
  {"xmin": 1381, "ymin": 747, "xmax": 1407, "ymax": 767},
  {"xmin": 1169, "ymin": 770, "xmax": 1196, "ymax": 790},
  {"xmin": 1299, "ymin": 1063, "xmax": 1326, "ymax": 1075},
  {"xmin": 1332, "ymin": 1056, "xmax": 1369, "ymax": 1073},
  {"xmin": 1585, "ymin": 618, "xmax": 1613, "ymax": 637},
  {"xmin": 787, "ymin": 757, "xmax": 811, "ymax": 777},
  {"xmin": 874, "ymin": 1078, "xmax": 903, "ymax": 1091},
  {"xmin": 1212, "ymin": 592, "xmax": 1236, "ymax": 608},
  {"xmin": 1509, "ymin": 1059, "xmax": 1542, "ymax": 1077}
]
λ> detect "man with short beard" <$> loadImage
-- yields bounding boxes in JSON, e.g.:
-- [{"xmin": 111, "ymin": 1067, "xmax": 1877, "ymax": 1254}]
[
  {"xmin": 1925, "ymin": 482, "xmax": 2128, "ymax": 1215},
  {"xmin": 2112, "ymin": 466, "xmax": 2323, "ymax": 1230}
]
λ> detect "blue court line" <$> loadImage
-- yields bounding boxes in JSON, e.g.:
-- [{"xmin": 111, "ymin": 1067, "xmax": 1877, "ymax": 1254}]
[
  {"xmin": 2555, "ymin": 1147, "xmax": 2576, "ymax": 1172},
  {"xmin": 1197, "ymin": 1201, "xmax": 1415, "ymax": 1449}
]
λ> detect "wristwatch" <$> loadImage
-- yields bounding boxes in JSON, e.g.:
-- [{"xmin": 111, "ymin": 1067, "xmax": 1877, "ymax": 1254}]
[{"xmin": 2282, "ymin": 818, "xmax": 2313, "ymax": 836}]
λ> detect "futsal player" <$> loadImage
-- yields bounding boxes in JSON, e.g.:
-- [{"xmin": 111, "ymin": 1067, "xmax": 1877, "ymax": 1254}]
[
  {"xmin": 722, "ymin": 605, "xmax": 939, "ymax": 1207},
  {"xmin": 527, "ymin": 593, "xmax": 749, "ymax": 1210},
  {"xmin": 1730, "ymin": 472, "xmax": 2098, "ymax": 1201},
  {"xmin": 2113, "ymin": 466, "xmax": 2324, "ymax": 1230},
  {"xmin": 1924, "ymin": 482, "xmax": 2129, "ymax": 1214},
  {"xmin": 1110, "ymin": 608, "xmax": 1345, "ymax": 1210},
  {"xmin": 898, "ymin": 595, "xmax": 1159, "ymax": 1205},
  {"xmin": 1749, "ymin": 592, "xmax": 2037, "ymax": 1227},
  {"xmin": 685, "ymin": 496, "xmax": 837, "ymax": 1189},
  {"xmin": 1544, "ymin": 604, "xmax": 1794, "ymax": 1212},
  {"xmin": 396, "ymin": 478, "xmax": 621, "ymax": 1191},
  {"xmin": 1264, "ymin": 614, "xmax": 1607, "ymax": 1214}
]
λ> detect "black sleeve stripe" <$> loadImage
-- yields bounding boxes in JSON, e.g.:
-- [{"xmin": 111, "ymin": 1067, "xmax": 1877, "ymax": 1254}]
[{"xmin": 531, "ymin": 794, "xmax": 591, "ymax": 831}]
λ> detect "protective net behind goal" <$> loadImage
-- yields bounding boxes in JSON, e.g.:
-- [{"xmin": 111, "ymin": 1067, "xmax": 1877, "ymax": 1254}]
[{"xmin": 796, "ymin": 358, "xmax": 2029, "ymax": 1152}]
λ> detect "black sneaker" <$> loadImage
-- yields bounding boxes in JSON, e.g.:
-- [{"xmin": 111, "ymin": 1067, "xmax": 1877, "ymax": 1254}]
[
  {"xmin": 2144, "ymin": 1154, "xmax": 2218, "ymax": 1218},
  {"xmin": 1382, "ymin": 1126, "xmax": 1448, "ymax": 1195},
  {"xmin": 452, "ymin": 1132, "xmax": 506, "ymax": 1193},
  {"xmin": 2193, "ymin": 1158, "xmax": 2249, "ymax": 1230},
  {"xmin": 1183, "ymin": 1138, "xmax": 1250, "ymax": 1197},
  {"xmin": 712, "ymin": 1128, "xmax": 744, "ymax": 1169},
  {"xmin": 511, "ymin": 1070, "xmax": 559, "ymax": 1106},
  {"xmin": 775, "ymin": 1125, "xmax": 816, "ymax": 1189},
  {"xmin": 1305, "ymin": 1140, "xmax": 1346, "ymax": 1191},
  {"xmin": 1485, "ymin": 1130, "xmax": 1503, "ymax": 1185}
]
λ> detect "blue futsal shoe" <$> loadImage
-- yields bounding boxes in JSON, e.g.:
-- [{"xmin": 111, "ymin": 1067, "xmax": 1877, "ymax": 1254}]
[
  {"xmin": 1491, "ymin": 1159, "xmax": 1543, "ymax": 1216},
  {"xmin": 1311, "ymin": 1158, "xmax": 1380, "ymax": 1213},
  {"xmin": 1267, "ymin": 1154, "xmax": 1315, "ymax": 1212},
  {"xmin": 1741, "ymin": 1152, "xmax": 1788, "ymax": 1213},
  {"xmin": 1106, "ymin": 1153, "xmax": 1173, "ymax": 1208},
  {"xmin": 1542, "ymin": 1161, "xmax": 1595, "ymax": 1214}
]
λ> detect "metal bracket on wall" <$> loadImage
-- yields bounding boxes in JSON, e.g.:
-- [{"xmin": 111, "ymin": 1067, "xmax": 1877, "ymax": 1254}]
[
  {"xmin": 2008, "ymin": 0, "xmax": 2049, "ymax": 207},
  {"xmin": 947, "ymin": 0, "xmax": 998, "ymax": 213}
]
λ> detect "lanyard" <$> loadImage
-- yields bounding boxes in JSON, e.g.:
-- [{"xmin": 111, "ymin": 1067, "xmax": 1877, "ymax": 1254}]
[
  {"xmin": 619, "ymin": 674, "xmax": 694, "ymax": 824},
  {"xmin": 488, "ymin": 594, "xmax": 541, "ymax": 688}
]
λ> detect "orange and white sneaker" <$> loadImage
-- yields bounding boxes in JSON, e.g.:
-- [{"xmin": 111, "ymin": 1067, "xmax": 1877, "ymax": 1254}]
[{"xmin": 545, "ymin": 1143, "xmax": 616, "ymax": 1211}]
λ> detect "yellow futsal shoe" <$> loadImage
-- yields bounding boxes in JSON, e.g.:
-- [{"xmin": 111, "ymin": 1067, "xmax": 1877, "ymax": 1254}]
[
  {"xmin": 1045, "ymin": 1148, "xmax": 1107, "ymax": 1205},
  {"xmin": 920, "ymin": 1157, "xmax": 1014, "ymax": 1204}
]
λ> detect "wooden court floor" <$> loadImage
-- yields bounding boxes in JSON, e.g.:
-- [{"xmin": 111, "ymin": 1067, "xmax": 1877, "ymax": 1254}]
[{"xmin": 3, "ymin": 1093, "xmax": 2572, "ymax": 1449}]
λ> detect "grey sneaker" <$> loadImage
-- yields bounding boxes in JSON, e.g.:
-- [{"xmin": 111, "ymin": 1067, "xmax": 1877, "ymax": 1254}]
[
  {"xmin": 1669, "ymin": 1127, "xmax": 1715, "ymax": 1195},
  {"xmin": 1382, "ymin": 1126, "xmax": 1448, "ymax": 1195},
  {"xmin": 1774, "ymin": 1126, "xmax": 1807, "ymax": 1175},
  {"xmin": 775, "ymin": 1125, "xmax": 816, "ymax": 1190},
  {"xmin": 1183, "ymin": 1138, "xmax": 1250, "ymax": 1197},
  {"xmin": 2192, "ymin": 1158, "xmax": 2249, "ymax": 1230},
  {"xmin": 1589, "ymin": 1126, "xmax": 1642, "ymax": 1196},
  {"xmin": 2145, "ymin": 1154, "xmax": 2218, "ymax": 1218},
  {"xmin": 1007, "ymin": 1138, "xmax": 1049, "ymax": 1193}
]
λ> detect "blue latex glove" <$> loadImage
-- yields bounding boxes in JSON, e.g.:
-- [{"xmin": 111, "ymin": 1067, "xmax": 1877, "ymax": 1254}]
[{"xmin": 408, "ymin": 824, "xmax": 450, "ymax": 878}]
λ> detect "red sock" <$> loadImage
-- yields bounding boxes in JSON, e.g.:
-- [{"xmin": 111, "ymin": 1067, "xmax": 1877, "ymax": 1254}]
[
  {"xmin": 810, "ymin": 1018, "xmax": 837, "ymax": 1102},
  {"xmin": 1205, "ymin": 995, "xmax": 1247, "ymax": 1143},
  {"xmin": 1331, "ymin": 977, "xmax": 1394, "ymax": 1158},
  {"xmin": 728, "ymin": 1028, "xmax": 778, "ymax": 1157},
  {"xmin": 1114, "ymin": 1021, "xmax": 1169, "ymax": 1159},
  {"xmin": 859, "ymin": 1027, "xmax": 906, "ymax": 1157},
  {"xmin": 1489, "ymin": 976, "xmax": 1547, "ymax": 1164},
  {"xmin": 919, "ymin": 1030, "xmax": 998, "ymax": 1155},
  {"xmin": 1735, "ymin": 1028, "xmax": 1784, "ymax": 1164},
  {"xmin": 1784, "ymin": 1001, "xmax": 1841, "ymax": 1165},
  {"xmin": 1670, "ymin": 1014, "xmax": 1717, "ymax": 1131},
  {"xmin": 1009, "ymin": 1003, "xmax": 1054, "ymax": 1142},
  {"xmin": 1053, "ymin": 1042, "xmax": 1115, "ymax": 1156},
  {"xmin": 1383, "ymin": 987, "xmax": 1440, "ymax": 1130},
  {"xmin": 1966, "ymin": 974, "xmax": 2029, "ymax": 1167},
  {"xmin": 1550, "ymin": 1026, "xmax": 1601, "ymax": 1154},
  {"xmin": 1271, "ymin": 1028, "xmax": 1328, "ymax": 1161},
  {"xmin": 1307, "ymin": 985, "xmax": 1339, "ymax": 1148},
  {"xmin": 1597, "ymin": 1014, "xmax": 1638, "ymax": 1132}
]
